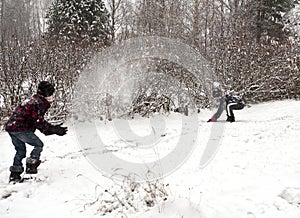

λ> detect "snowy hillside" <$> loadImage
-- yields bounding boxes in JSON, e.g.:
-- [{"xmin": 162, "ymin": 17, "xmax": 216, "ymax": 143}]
[{"xmin": 1, "ymin": 100, "xmax": 300, "ymax": 218}]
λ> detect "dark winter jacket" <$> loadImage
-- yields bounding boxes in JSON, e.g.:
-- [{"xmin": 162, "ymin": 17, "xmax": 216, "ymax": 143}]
[
  {"xmin": 224, "ymin": 93, "xmax": 245, "ymax": 105},
  {"xmin": 213, "ymin": 93, "xmax": 244, "ymax": 119},
  {"xmin": 5, "ymin": 94, "xmax": 52, "ymax": 133}
]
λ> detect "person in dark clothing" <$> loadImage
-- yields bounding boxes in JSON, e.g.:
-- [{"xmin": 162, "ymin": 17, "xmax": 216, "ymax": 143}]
[
  {"xmin": 5, "ymin": 81, "xmax": 68, "ymax": 182},
  {"xmin": 224, "ymin": 93, "xmax": 245, "ymax": 122},
  {"xmin": 207, "ymin": 82, "xmax": 245, "ymax": 122}
]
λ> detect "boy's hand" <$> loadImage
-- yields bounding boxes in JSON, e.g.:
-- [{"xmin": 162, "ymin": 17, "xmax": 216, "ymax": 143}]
[
  {"xmin": 54, "ymin": 124, "xmax": 68, "ymax": 136},
  {"xmin": 44, "ymin": 124, "xmax": 68, "ymax": 136}
]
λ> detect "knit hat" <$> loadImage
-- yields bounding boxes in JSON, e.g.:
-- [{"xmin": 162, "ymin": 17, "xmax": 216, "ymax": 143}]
[{"xmin": 37, "ymin": 81, "xmax": 55, "ymax": 97}]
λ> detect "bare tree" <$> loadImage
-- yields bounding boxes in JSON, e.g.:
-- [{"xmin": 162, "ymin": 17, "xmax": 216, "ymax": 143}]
[
  {"xmin": 0, "ymin": 0, "xmax": 49, "ymax": 45},
  {"xmin": 0, "ymin": 0, "xmax": 4, "ymax": 44},
  {"xmin": 108, "ymin": 0, "xmax": 123, "ymax": 42},
  {"xmin": 112, "ymin": 0, "xmax": 138, "ymax": 40}
]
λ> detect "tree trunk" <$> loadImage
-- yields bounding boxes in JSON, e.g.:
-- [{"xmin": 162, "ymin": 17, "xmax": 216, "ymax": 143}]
[
  {"xmin": 0, "ymin": 0, "xmax": 5, "ymax": 44},
  {"xmin": 192, "ymin": 0, "xmax": 200, "ymax": 47}
]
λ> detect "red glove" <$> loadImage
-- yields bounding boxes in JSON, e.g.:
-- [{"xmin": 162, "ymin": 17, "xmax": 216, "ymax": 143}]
[{"xmin": 207, "ymin": 115, "xmax": 217, "ymax": 122}]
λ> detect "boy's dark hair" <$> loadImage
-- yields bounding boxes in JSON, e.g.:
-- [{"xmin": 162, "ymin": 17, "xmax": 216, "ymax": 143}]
[{"xmin": 37, "ymin": 81, "xmax": 55, "ymax": 97}]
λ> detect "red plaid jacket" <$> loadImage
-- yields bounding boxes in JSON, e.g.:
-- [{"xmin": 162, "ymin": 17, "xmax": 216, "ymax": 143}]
[{"xmin": 5, "ymin": 94, "xmax": 52, "ymax": 133}]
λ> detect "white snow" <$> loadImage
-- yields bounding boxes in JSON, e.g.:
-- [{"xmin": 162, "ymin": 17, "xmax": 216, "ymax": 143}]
[{"xmin": 1, "ymin": 100, "xmax": 300, "ymax": 218}]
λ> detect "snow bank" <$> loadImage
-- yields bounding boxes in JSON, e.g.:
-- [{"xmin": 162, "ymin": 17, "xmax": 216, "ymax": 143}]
[{"xmin": 1, "ymin": 100, "xmax": 300, "ymax": 218}]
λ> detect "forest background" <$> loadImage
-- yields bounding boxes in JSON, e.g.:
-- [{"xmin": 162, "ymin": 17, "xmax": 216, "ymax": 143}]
[{"xmin": 0, "ymin": 0, "xmax": 299, "ymax": 125}]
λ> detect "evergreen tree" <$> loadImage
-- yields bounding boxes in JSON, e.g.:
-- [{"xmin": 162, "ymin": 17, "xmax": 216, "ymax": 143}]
[
  {"xmin": 285, "ymin": 4, "xmax": 300, "ymax": 38},
  {"xmin": 46, "ymin": 0, "xmax": 111, "ymax": 46},
  {"xmin": 248, "ymin": 0, "xmax": 299, "ymax": 42}
]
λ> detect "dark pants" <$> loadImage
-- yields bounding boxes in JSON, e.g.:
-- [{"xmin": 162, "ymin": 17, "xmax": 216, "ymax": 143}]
[
  {"xmin": 226, "ymin": 102, "xmax": 244, "ymax": 117},
  {"xmin": 8, "ymin": 131, "xmax": 44, "ymax": 167}
]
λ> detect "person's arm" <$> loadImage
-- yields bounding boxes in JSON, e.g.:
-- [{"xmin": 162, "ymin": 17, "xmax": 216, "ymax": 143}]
[
  {"xmin": 213, "ymin": 97, "xmax": 225, "ymax": 119},
  {"xmin": 33, "ymin": 102, "xmax": 52, "ymax": 132},
  {"xmin": 207, "ymin": 92, "xmax": 225, "ymax": 122},
  {"xmin": 33, "ymin": 103, "xmax": 68, "ymax": 136}
]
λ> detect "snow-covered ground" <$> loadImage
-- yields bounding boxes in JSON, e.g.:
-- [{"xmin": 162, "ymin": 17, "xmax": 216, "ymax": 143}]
[{"xmin": 1, "ymin": 100, "xmax": 300, "ymax": 218}]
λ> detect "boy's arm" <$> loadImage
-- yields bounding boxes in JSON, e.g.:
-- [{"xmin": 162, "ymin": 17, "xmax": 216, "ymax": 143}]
[
  {"xmin": 32, "ymin": 102, "xmax": 52, "ymax": 133},
  {"xmin": 207, "ymin": 97, "xmax": 225, "ymax": 122},
  {"xmin": 214, "ymin": 97, "xmax": 225, "ymax": 119},
  {"xmin": 36, "ymin": 116, "xmax": 52, "ymax": 133},
  {"xmin": 32, "ymin": 101, "xmax": 68, "ymax": 136}
]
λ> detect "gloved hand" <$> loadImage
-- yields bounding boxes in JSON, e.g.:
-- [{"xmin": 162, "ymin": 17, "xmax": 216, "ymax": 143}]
[
  {"xmin": 207, "ymin": 115, "xmax": 217, "ymax": 122},
  {"xmin": 44, "ymin": 124, "xmax": 68, "ymax": 136},
  {"xmin": 54, "ymin": 124, "xmax": 68, "ymax": 136}
]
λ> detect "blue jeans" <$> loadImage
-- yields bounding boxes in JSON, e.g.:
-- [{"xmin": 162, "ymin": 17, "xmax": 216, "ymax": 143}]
[{"xmin": 8, "ymin": 131, "xmax": 44, "ymax": 166}]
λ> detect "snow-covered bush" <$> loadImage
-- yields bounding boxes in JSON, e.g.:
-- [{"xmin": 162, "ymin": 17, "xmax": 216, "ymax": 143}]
[
  {"xmin": 213, "ymin": 40, "xmax": 300, "ymax": 103},
  {"xmin": 84, "ymin": 173, "xmax": 168, "ymax": 217},
  {"xmin": 0, "ymin": 39, "xmax": 90, "ymax": 125}
]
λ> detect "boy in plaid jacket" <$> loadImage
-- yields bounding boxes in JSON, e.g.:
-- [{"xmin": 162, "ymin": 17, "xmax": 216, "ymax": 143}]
[{"xmin": 5, "ymin": 81, "xmax": 68, "ymax": 182}]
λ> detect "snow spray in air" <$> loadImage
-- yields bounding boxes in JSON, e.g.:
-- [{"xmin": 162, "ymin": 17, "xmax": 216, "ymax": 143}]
[{"xmin": 72, "ymin": 36, "xmax": 224, "ymax": 181}]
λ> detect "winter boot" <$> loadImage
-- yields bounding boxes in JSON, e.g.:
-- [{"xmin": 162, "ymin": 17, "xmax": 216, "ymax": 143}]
[
  {"xmin": 9, "ymin": 166, "xmax": 24, "ymax": 183},
  {"xmin": 226, "ymin": 115, "xmax": 235, "ymax": 122},
  {"xmin": 26, "ymin": 157, "xmax": 41, "ymax": 174}
]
